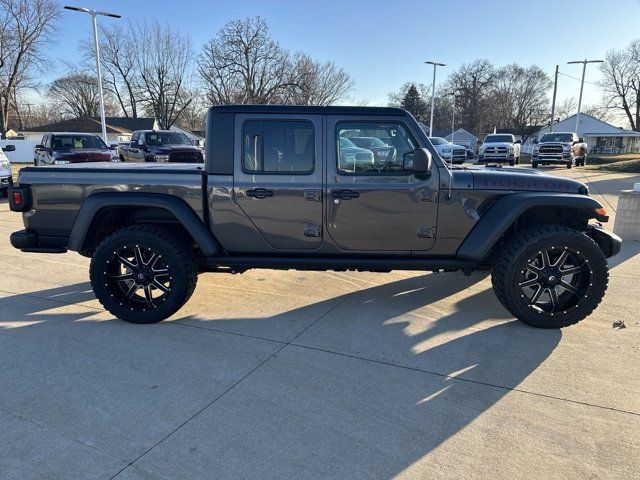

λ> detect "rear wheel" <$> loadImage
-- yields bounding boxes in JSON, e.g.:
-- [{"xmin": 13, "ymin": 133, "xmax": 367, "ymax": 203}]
[
  {"xmin": 491, "ymin": 225, "xmax": 608, "ymax": 328},
  {"xmin": 90, "ymin": 225, "xmax": 198, "ymax": 324}
]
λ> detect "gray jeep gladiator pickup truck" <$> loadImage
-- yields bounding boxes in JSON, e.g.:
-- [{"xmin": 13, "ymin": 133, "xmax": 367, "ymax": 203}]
[{"xmin": 8, "ymin": 105, "xmax": 621, "ymax": 328}]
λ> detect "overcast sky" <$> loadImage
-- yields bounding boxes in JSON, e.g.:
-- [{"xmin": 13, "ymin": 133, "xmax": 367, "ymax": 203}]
[{"xmin": 40, "ymin": 0, "xmax": 640, "ymax": 118}]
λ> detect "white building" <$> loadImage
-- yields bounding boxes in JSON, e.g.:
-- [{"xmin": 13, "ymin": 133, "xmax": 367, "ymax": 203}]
[{"xmin": 526, "ymin": 113, "xmax": 640, "ymax": 154}]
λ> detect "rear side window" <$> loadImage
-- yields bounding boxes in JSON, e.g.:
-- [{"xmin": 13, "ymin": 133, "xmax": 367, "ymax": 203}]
[{"xmin": 242, "ymin": 120, "xmax": 314, "ymax": 174}]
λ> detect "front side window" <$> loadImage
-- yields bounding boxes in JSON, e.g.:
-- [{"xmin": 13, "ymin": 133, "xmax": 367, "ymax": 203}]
[
  {"xmin": 242, "ymin": 120, "xmax": 314, "ymax": 174},
  {"xmin": 337, "ymin": 122, "xmax": 416, "ymax": 174}
]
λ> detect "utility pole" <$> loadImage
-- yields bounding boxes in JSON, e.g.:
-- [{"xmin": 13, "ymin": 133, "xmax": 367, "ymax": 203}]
[
  {"xmin": 567, "ymin": 59, "xmax": 604, "ymax": 135},
  {"xmin": 549, "ymin": 65, "xmax": 558, "ymax": 133},
  {"xmin": 448, "ymin": 92, "xmax": 456, "ymax": 143},
  {"xmin": 424, "ymin": 61, "xmax": 446, "ymax": 136},
  {"xmin": 64, "ymin": 6, "xmax": 121, "ymax": 144}
]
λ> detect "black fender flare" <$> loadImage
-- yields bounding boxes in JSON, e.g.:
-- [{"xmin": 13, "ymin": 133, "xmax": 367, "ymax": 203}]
[
  {"xmin": 67, "ymin": 192, "xmax": 219, "ymax": 257},
  {"xmin": 456, "ymin": 192, "xmax": 607, "ymax": 261}
]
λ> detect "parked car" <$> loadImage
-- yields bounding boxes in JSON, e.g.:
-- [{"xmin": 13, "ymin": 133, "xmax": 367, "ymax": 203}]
[
  {"xmin": 118, "ymin": 130, "xmax": 204, "ymax": 163},
  {"xmin": 478, "ymin": 134, "xmax": 521, "ymax": 166},
  {"xmin": 348, "ymin": 136, "xmax": 396, "ymax": 165},
  {"xmin": 338, "ymin": 137, "xmax": 375, "ymax": 172},
  {"xmin": 428, "ymin": 137, "xmax": 467, "ymax": 164},
  {"xmin": 34, "ymin": 133, "xmax": 114, "ymax": 166},
  {"xmin": 9, "ymin": 105, "xmax": 620, "ymax": 329},
  {"xmin": 532, "ymin": 132, "xmax": 587, "ymax": 168},
  {"xmin": 0, "ymin": 144, "xmax": 15, "ymax": 197}
]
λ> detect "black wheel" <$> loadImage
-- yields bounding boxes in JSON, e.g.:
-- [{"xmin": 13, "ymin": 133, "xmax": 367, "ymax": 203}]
[
  {"xmin": 566, "ymin": 162, "xmax": 572, "ymax": 169},
  {"xmin": 492, "ymin": 225, "xmax": 608, "ymax": 328},
  {"xmin": 90, "ymin": 225, "xmax": 198, "ymax": 324},
  {"xmin": 509, "ymin": 161, "xmax": 515, "ymax": 167},
  {"xmin": 532, "ymin": 162, "xmax": 538, "ymax": 168}
]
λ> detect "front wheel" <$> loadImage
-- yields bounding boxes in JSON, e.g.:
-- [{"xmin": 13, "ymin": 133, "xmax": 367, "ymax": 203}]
[
  {"xmin": 532, "ymin": 162, "xmax": 538, "ymax": 168},
  {"xmin": 491, "ymin": 225, "xmax": 608, "ymax": 328},
  {"xmin": 90, "ymin": 225, "xmax": 198, "ymax": 324}
]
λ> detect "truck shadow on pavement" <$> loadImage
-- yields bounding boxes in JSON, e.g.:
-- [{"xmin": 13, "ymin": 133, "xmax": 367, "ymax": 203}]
[{"xmin": 0, "ymin": 274, "xmax": 562, "ymax": 478}]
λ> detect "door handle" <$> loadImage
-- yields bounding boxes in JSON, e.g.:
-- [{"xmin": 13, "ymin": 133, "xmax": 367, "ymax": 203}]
[
  {"xmin": 246, "ymin": 188, "xmax": 274, "ymax": 199},
  {"xmin": 331, "ymin": 189, "xmax": 360, "ymax": 200}
]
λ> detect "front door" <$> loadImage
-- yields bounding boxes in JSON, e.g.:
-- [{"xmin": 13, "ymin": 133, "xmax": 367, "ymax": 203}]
[
  {"xmin": 233, "ymin": 114, "xmax": 323, "ymax": 251},
  {"xmin": 326, "ymin": 116, "xmax": 439, "ymax": 252}
]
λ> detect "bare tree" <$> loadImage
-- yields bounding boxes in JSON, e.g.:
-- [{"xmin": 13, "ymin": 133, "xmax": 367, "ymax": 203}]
[
  {"xmin": 176, "ymin": 90, "xmax": 207, "ymax": 131},
  {"xmin": 0, "ymin": 0, "xmax": 59, "ymax": 137},
  {"xmin": 49, "ymin": 72, "xmax": 119, "ymax": 118},
  {"xmin": 198, "ymin": 17, "xmax": 353, "ymax": 106},
  {"xmin": 491, "ymin": 64, "xmax": 551, "ymax": 142},
  {"xmin": 600, "ymin": 40, "xmax": 640, "ymax": 131},
  {"xmin": 136, "ymin": 21, "xmax": 193, "ymax": 129},
  {"xmin": 285, "ymin": 53, "xmax": 354, "ymax": 105},
  {"xmin": 555, "ymin": 96, "xmax": 577, "ymax": 121},
  {"xmin": 81, "ymin": 23, "xmax": 140, "ymax": 118},
  {"xmin": 443, "ymin": 60, "xmax": 496, "ymax": 138}
]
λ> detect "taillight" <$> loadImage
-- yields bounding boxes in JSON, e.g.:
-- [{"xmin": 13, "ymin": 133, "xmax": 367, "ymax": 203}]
[{"xmin": 8, "ymin": 186, "xmax": 32, "ymax": 212}]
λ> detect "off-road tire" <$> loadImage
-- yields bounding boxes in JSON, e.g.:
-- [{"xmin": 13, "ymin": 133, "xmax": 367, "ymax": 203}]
[
  {"xmin": 491, "ymin": 225, "xmax": 608, "ymax": 328},
  {"xmin": 90, "ymin": 225, "xmax": 198, "ymax": 324}
]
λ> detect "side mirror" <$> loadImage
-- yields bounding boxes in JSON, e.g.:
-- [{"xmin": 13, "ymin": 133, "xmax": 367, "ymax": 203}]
[
  {"xmin": 35, "ymin": 144, "xmax": 44, "ymax": 150},
  {"xmin": 572, "ymin": 140, "xmax": 579, "ymax": 145},
  {"xmin": 514, "ymin": 139, "xmax": 521, "ymax": 144},
  {"xmin": 110, "ymin": 144, "xmax": 118, "ymax": 150},
  {"xmin": 579, "ymin": 138, "xmax": 584, "ymax": 143},
  {"xmin": 406, "ymin": 148, "xmax": 432, "ymax": 176},
  {"xmin": 2, "ymin": 144, "xmax": 16, "ymax": 152}
]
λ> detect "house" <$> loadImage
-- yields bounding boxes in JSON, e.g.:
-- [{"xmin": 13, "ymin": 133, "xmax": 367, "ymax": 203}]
[
  {"xmin": 431, "ymin": 128, "xmax": 478, "ymax": 148},
  {"xmin": 20, "ymin": 117, "xmax": 158, "ymax": 144},
  {"xmin": 526, "ymin": 113, "xmax": 640, "ymax": 154}
]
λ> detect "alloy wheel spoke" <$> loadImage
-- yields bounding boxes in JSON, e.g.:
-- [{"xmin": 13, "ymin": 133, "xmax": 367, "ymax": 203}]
[
  {"xmin": 519, "ymin": 277, "xmax": 540, "ymax": 288},
  {"xmin": 117, "ymin": 255, "xmax": 137, "ymax": 271},
  {"xmin": 560, "ymin": 264, "xmax": 583, "ymax": 276},
  {"xmin": 143, "ymin": 285, "xmax": 153, "ymax": 304},
  {"xmin": 530, "ymin": 286, "xmax": 544, "ymax": 304},
  {"xmin": 133, "ymin": 246, "xmax": 144, "ymax": 267},
  {"xmin": 152, "ymin": 278, "xmax": 170, "ymax": 292},
  {"xmin": 559, "ymin": 280, "xmax": 578, "ymax": 294},
  {"xmin": 548, "ymin": 287, "xmax": 560, "ymax": 308},
  {"xmin": 553, "ymin": 250, "xmax": 570, "ymax": 269},
  {"xmin": 125, "ymin": 282, "xmax": 139, "ymax": 299},
  {"xmin": 541, "ymin": 249, "xmax": 551, "ymax": 268},
  {"xmin": 526, "ymin": 262, "xmax": 542, "ymax": 273},
  {"xmin": 112, "ymin": 272, "xmax": 135, "ymax": 281}
]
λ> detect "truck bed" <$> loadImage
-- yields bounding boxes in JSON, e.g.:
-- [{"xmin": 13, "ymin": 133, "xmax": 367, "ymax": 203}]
[{"xmin": 16, "ymin": 162, "xmax": 205, "ymax": 241}]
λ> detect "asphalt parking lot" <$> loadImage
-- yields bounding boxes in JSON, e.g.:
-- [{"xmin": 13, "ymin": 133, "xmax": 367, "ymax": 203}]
[{"xmin": 1, "ymin": 166, "xmax": 639, "ymax": 479}]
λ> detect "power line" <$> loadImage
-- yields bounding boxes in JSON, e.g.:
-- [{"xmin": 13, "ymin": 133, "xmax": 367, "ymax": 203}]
[{"xmin": 557, "ymin": 70, "xmax": 599, "ymax": 86}]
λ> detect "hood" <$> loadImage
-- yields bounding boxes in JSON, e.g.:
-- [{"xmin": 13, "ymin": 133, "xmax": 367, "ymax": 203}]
[
  {"xmin": 53, "ymin": 148, "xmax": 112, "ymax": 163},
  {"xmin": 460, "ymin": 166, "xmax": 587, "ymax": 194},
  {"xmin": 434, "ymin": 143, "xmax": 465, "ymax": 151},
  {"xmin": 482, "ymin": 142, "xmax": 513, "ymax": 148},
  {"xmin": 148, "ymin": 144, "xmax": 200, "ymax": 154}
]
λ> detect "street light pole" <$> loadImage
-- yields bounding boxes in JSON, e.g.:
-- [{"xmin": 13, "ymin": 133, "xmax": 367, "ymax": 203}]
[
  {"xmin": 424, "ymin": 61, "xmax": 445, "ymax": 137},
  {"xmin": 64, "ymin": 6, "xmax": 121, "ymax": 144},
  {"xmin": 567, "ymin": 59, "xmax": 603, "ymax": 135}
]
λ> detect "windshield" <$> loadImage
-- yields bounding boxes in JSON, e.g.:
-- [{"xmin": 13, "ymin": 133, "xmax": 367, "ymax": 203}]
[
  {"xmin": 429, "ymin": 137, "xmax": 449, "ymax": 145},
  {"xmin": 540, "ymin": 133, "xmax": 574, "ymax": 143},
  {"xmin": 484, "ymin": 135, "xmax": 513, "ymax": 143},
  {"xmin": 52, "ymin": 135, "xmax": 107, "ymax": 150},
  {"xmin": 145, "ymin": 131, "xmax": 191, "ymax": 146},
  {"xmin": 339, "ymin": 137, "xmax": 358, "ymax": 148},
  {"xmin": 350, "ymin": 137, "xmax": 388, "ymax": 148}
]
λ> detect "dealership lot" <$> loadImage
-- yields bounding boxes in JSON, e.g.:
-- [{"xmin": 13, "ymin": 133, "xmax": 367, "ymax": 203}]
[{"xmin": 1, "ymin": 167, "xmax": 639, "ymax": 479}]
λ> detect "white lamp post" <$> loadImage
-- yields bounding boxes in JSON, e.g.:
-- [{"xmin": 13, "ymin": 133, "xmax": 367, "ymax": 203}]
[
  {"xmin": 64, "ymin": 6, "xmax": 121, "ymax": 144},
  {"xmin": 424, "ymin": 61, "xmax": 446, "ymax": 137}
]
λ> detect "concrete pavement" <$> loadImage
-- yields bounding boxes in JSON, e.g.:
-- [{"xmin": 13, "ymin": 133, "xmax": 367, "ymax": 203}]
[{"xmin": 0, "ymin": 169, "xmax": 639, "ymax": 479}]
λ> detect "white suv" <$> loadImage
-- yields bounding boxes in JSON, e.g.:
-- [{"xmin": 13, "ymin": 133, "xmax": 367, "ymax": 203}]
[{"xmin": 0, "ymin": 144, "xmax": 15, "ymax": 197}]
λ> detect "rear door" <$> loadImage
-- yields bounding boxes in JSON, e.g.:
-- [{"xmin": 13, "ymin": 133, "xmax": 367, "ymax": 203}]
[
  {"xmin": 326, "ymin": 116, "xmax": 439, "ymax": 252},
  {"xmin": 233, "ymin": 114, "xmax": 323, "ymax": 251}
]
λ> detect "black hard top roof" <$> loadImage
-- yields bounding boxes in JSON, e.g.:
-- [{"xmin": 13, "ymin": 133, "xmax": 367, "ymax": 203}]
[{"xmin": 209, "ymin": 105, "xmax": 409, "ymax": 116}]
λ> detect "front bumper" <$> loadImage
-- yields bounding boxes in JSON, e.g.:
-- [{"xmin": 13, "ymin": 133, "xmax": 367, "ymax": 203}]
[
  {"xmin": 10, "ymin": 229, "xmax": 67, "ymax": 253},
  {"xmin": 532, "ymin": 154, "xmax": 572, "ymax": 164},
  {"xmin": 586, "ymin": 224, "xmax": 622, "ymax": 258},
  {"xmin": 0, "ymin": 174, "xmax": 13, "ymax": 190}
]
